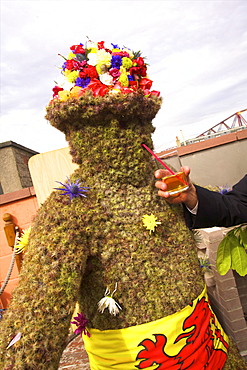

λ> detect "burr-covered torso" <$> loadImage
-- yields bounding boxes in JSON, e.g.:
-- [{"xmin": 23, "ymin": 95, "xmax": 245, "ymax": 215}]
[{"xmin": 43, "ymin": 93, "xmax": 205, "ymax": 330}]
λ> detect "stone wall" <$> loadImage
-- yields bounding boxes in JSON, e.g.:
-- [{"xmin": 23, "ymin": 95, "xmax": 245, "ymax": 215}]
[
  {"xmin": 196, "ymin": 227, "xmax": 247, "ymax": 358},
  {"xmin": 0, "ymin": 141, "xmax": 39, "ymax": 194},
  {"xmin": 158, "ymin": 129, "xmax": 247, "ymax": 188}
]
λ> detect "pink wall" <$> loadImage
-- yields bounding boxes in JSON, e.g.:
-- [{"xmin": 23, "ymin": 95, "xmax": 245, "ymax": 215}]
[{"xmin": 0, "ymin": 187, "xmax": 38, "ymax": 308}]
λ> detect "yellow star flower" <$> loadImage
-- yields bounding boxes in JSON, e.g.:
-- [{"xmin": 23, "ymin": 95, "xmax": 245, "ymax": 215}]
[
  {"xmin": 142, "ymin": 214, "xmax": 161, "ymax": 234},
  {"xmin": 14, "ymin": 227, "xmax": 31, "ymax": 254}
]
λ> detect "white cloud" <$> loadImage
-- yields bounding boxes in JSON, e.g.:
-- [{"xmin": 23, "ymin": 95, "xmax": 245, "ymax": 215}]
[{"xmin": 0, "ymin": 109, "xmax": 67, "ymax": 153}]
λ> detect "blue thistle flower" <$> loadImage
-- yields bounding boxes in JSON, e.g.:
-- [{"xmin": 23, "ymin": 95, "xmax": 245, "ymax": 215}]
[
  {"xmin": 54, "ymin": 178, "xmax": 90, "ymax": 201},
  {"xmin": 111, "ymin": 43, "xmax": 120, "ymax": 49},
  {"xmin": 75, "ymin": 77, "xmax": 90, "ymax": 88},
  {"xmin": 217, "ymin": 185, "xmax": 231, "ymax": 194},
  {"xmin": 111, "ymin": 55, "xmax": 122, "ymax": 69},
  {"xmin": 199, "ymin": 256, "xmax": 211, "ymax": 272}
]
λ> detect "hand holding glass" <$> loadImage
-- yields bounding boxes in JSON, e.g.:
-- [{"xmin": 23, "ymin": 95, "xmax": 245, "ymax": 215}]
[{"xmin": 142, "ymin": 144, "xmax": 188, "ymax": 196}]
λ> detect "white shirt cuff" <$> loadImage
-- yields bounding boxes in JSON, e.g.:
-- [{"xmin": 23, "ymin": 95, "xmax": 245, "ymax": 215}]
[{"xmin": 186, "ymin": 202, "xmax": 198, "ymax": 215}]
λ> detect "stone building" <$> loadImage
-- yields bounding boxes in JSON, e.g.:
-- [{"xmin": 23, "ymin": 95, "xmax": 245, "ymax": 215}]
[{"xmin": 0, "ymin": 141, "xmax": 39, "ymax": 195}]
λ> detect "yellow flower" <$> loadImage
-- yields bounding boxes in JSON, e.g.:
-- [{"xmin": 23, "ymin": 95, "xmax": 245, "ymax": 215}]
[
  {"xmin": 142, "ymin": 214, "xmax": 161, "ymax": 234},
  {"xmin": 14, "ymin": 227, "xmax": 31, "ymax": 254},
  {"xmin": 70, "ymin": 86, "xmax": 84, "ymax": 98},
  {"xmin": 66, "ymin": 71, "xmax": 79, "ymax": 83},
  {"xmin": 58, "ymin": 90, "xmax": 71, "ymax": 101},
  {"xmin": 112, "ymin": 48, "xmax": 121, "ymax": 53},
  {"xmin": 96, "ymin": 49, "xmax": 112, "ymax": 67},
  {"xmin": 122, "ymin": 57, "xmax": 133, "ymax": 69},
  {"xmin": 119, "ymin": 66, "xmax": 127, "ymax": 74},
  {"xmin": 96, "ymin": 63, "xmax": 107, "ymax": 75},
  {"xmin": 67, "ymin": 52, "xmax": 76, "ymax": 60},
  {"xmin": 89, "ymin": 47, "xmax": 98, "ymax": 53},
  {"xmin": 119, "ymin": 73, "xmax": 129, "ymax": 87}
]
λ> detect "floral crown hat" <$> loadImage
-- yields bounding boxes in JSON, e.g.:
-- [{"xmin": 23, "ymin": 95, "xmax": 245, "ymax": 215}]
[
  {"xmin": 50, "ymin": 39, "xmax": 160, "ymax": 102},
  {"xmin": 46, "ymin": 39, "xmax": 162, "ymax": 132}
]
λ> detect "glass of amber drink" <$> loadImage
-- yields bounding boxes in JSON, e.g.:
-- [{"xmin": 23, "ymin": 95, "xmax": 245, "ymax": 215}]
[
  {"xmin": 141, "ymin": 144, "xmax": 189, "ymax": 196},
  {"xmin": 162, "ymin": 171, "xmax": 189, "ymax": 195},
  {"xmin": 159, "ymin": 150, "xmax": 189, "ymax": 196}
]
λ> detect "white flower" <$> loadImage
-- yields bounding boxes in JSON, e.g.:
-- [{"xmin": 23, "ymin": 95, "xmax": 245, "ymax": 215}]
[
  {"xmin": 56, "ymin": 75, "xmax": 74, "ymax": 91},
  {"xmin": 87, "ymin": 52, "xmax": 98, "ymax": 66},
  {"xmin": 7, "ymin": 332, "xmax": 22, "ymax": 349},
  {"xmin": 99, "ymin": 73, "xmax": 114, "ymax": 86},
  {"xmin": 98, "ymin": 284, "xmax": 122, "ymax": 316}
]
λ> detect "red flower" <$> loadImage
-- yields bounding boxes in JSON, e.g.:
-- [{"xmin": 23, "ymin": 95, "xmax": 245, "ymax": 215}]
[
  {"xmin": 121, "ymin": 87, "xmax": 134, "ymax": 94},
  {"xmin": 112, "ymin": 51, "xmax": 130, "ymax": 58},
  {"xmin": 129, "ymin": 66, "xmax": 147, "ymax": 77},
  {"xmin": 65, "ymin": 59, "xmax": 78, "ymax": 71},
  {"xmin": 139, "ymin": 78, "xmax": 153, "ymax": 91},
  {"xmin": 128, "ymin": 81, "xmax": 138, "ymax": 90},
  {"xmin": 149, "ymin": 90, "xmax": 160, "ymax": 97},
  {"xmin": 84, "ymin": 65, "xmax": 98, "ymax": 79},
  {"xmin": 66, "ymin": 59, "xmax": 86, "ymax": 71},
  {"xmin": 80, "ymin": 66, "xmax": 98, "ymax": 79},
  {"xmin": 97, "ymin": 41, "xmax": 105, "ymax": 49},
  {"xmin": 79, "ymin": 70, "xmax": 87, "ymax": 79},
  {"xmin": 134, "ymin": 57, "xmax": 145, "ymax": 66},
  {"xmin": 70, "ymin": 44, "xmax": 85, "ymax": 54},
  {"xmin": 88, "ymin": 79, "xmax": 109, "ymax": 96},
  {"xmin": 66, "ymin": 60, "xmax": 74, "ymax": 70},
  {"xmin": 52, "ymin": 86, "xmax": 64, "ymax": 97}
]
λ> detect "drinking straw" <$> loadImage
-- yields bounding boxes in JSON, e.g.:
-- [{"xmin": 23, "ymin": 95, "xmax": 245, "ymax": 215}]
[
  {"xmin": 141, "ymin": 143, "xmax": 188, "ymax": 186},
  {"xmin": 141, "ymin": 143, "xmax": 175, "ymax": 174}
]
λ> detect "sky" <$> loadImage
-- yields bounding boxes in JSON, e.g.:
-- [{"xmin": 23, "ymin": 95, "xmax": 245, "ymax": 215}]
[{"xmin": 0, "ymin": 0, "xmax": 247, "ymax": 154}]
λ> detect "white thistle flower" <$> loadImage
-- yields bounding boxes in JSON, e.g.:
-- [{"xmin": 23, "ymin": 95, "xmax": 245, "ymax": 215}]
[
  {"xmin": 98, "ymin": 283, "xmax": 122, "ymax": 316},
  {"xmin": 7, "ymin": 332, "xmax": 22, "ymax": 349}
]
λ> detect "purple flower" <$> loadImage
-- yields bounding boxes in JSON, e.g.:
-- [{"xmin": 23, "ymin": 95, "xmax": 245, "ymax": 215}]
[
  {"xmin": 111, "ymin": 55, "xmax": 122, "ymax": 69},
  {"xmin": 75, "ymin": 77, "xmax": 90, "ymax": 88},
  {"xmin": 54, "ymin": 178, "xmax": 90, "ymax": 201},
  {"xmin": 61, "ymin": 62, "xmax": 67, "ymax": 71},
  {"xmin": 217, "ymin": 185, "xmax": 231, "ymax": 194},
  {"xmin": 71, "ymin": 313, "xmax": 90, "ymax": 337},
  {"xmin": 111, "ymin": 43, "xmax": 120, "ymax": 49}
]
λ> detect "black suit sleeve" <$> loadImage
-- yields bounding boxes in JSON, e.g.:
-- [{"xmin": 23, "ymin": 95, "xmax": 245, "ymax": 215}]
[{"xmin": 184, "ymin": 175, "xmax": 247, "ymax": 229}]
